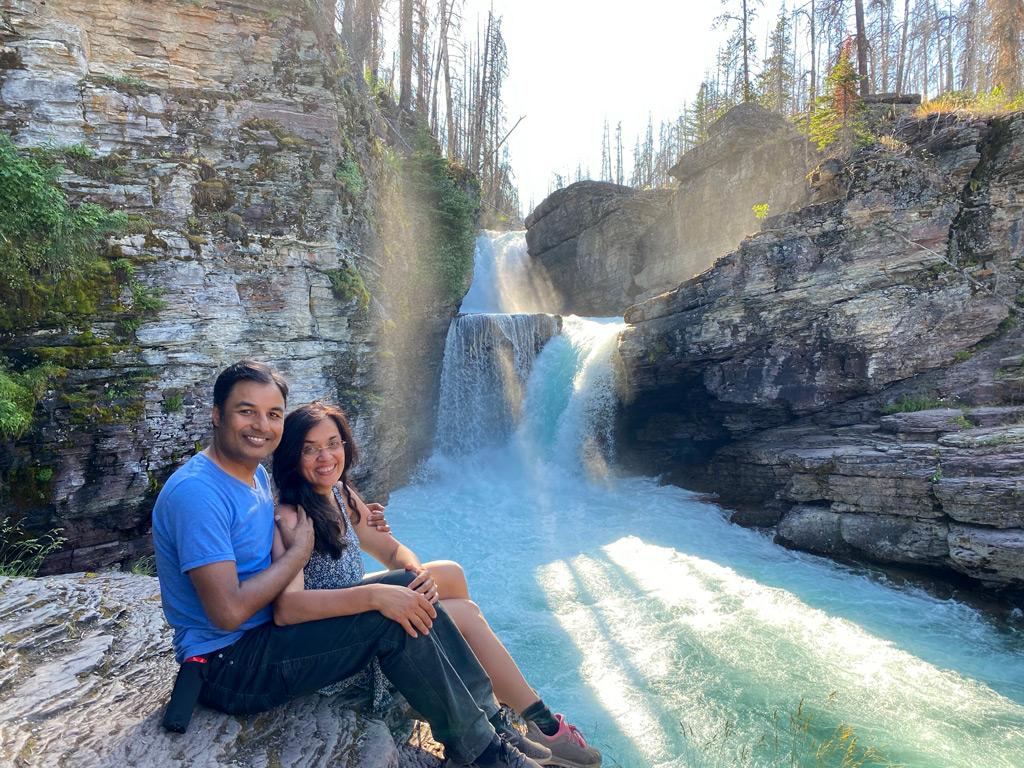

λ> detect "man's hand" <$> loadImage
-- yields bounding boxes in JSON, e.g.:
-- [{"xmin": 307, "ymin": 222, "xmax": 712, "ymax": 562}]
[
  {"xmin": 374, "ymin": 584, "xmax": 437, "ymax": 637},
  {"xmin": 365, "ymin": 502, "xmax": 390, "ymax": 533},
  {"xmin": 275, "ymin": 504, "xmax": 314, "ymax": 559},
  {"xmin": 405, "ymin": 564, "xmax": 439, "ymax": 604}
]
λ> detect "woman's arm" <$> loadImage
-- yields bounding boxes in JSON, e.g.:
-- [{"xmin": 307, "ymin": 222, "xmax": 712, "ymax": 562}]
[
  {"xmin": 270, "ymin": 504, "xmax": 436, "ymax": 636},
  {"xmin": 346, "ymin": 486, "xmax": 440, "ymax": 604},
  {"xmin": 347, "ymin": 486, "xmax": 423, "ymax": 571}
]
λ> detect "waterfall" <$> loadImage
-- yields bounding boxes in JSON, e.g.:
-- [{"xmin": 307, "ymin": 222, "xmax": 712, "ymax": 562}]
[
  {"xmin": 379, "ymin": 230, "xmax": 1024, "ymax": 768},
  {"xmin": 460, "ymin": 230, "xmax": 561, "ymax": 315},
  {"xmin": 435, "ymin": 313, "xmax": 562, "ymax": 456}
]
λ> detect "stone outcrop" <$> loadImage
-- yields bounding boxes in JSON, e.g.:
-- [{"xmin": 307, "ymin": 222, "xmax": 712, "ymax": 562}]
[
  {"xmin": 524, "ymin": 181, "xmax": 672, "ymax": 316},
  {"xmin": 0, "ymin": 571, "xmax": 446, "ymax": 767},
  {"xmin": 617, "ymin": 111, "xmax": 1024, "ymax": 592},
  {"xmin": 523, "ymin": 104, "xmax": 819, "ymax": 316},
  {"xmin": 0, "ymin": 0, "xmax": 468, "ymax": 573},
  {"xmin": 636, "ymin": 103, "xmax": 819, "ymax": 303}
]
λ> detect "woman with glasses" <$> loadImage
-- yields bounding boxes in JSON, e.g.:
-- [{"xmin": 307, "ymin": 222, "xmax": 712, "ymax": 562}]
[{"xmin": 270, "ymin": 402, "xmax": 601, "ymax": 768}]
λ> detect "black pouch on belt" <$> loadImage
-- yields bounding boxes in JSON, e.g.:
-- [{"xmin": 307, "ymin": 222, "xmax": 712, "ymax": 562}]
[{"xmin": 161, "ymin": 655, "xmax": 208, "ymax": 733}]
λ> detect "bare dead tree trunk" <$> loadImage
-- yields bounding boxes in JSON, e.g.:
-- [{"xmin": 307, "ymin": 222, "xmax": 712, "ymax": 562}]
[
  {"xmin": 399, "ymin": 0, "xmax": 413, "ymax": 111},
  {"xmin": 991, "ymin": 0, "xmax": 1024, "ymax": 94},
  {"xmin": 963, "ymin": 0, "xmax": 979, "ymax": 91},
  {"xmin": 855, "ymin": 0, "xmax": 870, "ymax": 93},
  {"xmin": 810, "ymin": 0, "xmax": 818, "ymax": 107},
  {"xmin": 896, "ymin": 0, "xmax": 910, "ymax": 93}
]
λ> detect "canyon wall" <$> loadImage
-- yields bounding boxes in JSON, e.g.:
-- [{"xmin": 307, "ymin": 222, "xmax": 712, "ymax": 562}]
[
  {"xmin": 616, "ymin": 111, "xmax": 1024, "ymax": 592},
  {"xmin": 0, "ymin": 0, "xmax": 468, "ymax": 573}
]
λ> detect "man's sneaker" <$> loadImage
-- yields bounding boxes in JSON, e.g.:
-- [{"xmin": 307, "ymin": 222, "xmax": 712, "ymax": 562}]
[
  {"xmin": 447, "ymin": 735, "xmax": 545, "ymax": 768},
  {"xmin": 525, "ymin": 715, "xmax": 602, "ymax": 768},
  {"xmin": 504, "ymin": 726, "xmax": 552, "ymax": 763}
]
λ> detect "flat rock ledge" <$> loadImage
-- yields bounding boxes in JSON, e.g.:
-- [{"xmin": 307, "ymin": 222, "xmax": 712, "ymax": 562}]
[{"xmin": 0, "ymin": 572, "xmax": 446, "ymax": 768}]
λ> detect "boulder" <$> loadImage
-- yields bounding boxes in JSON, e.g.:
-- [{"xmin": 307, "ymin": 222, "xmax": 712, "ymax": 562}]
[
  {"xmin": 523, "ymin": 104, "xmax": 820, "ymax": 316},
  {"xmin": 0, "ymin": 571, "xmax": 445, "ymax": 767},
  {"xmin": 524, "ymin": 182, "xmax": 672, "ymax": 316},
  {"xmin": 634, "ymin": 103, "xmax": 819, "ymax": 302}
]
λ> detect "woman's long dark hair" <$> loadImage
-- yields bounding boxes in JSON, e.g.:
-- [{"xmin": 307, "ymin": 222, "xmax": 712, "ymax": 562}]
[{"xmin": 272, "ymin": 402, "xmax": 361, "ymax": 559}]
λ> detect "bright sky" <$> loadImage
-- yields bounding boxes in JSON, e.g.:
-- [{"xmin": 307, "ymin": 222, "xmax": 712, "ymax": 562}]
[{"xmin": 463, "ymin": 0, "xmax": 789, "ymax": 214}]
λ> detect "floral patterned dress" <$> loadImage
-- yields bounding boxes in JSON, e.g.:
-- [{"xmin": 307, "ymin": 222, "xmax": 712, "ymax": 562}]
[{"xmin": 302, "ymin": 484, "xmax": 393, "ymax": 710}]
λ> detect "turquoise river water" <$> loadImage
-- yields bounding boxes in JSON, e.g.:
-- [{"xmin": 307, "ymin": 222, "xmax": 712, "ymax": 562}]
[{"xmin": 368, "ymin": 232, "xmax": 1024, "ymax": 768}]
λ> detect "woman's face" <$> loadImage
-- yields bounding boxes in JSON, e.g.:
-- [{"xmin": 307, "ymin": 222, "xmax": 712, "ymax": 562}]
[{"xmin": 298, "ymin": 417, "xmax": 346, "ymax": 494}]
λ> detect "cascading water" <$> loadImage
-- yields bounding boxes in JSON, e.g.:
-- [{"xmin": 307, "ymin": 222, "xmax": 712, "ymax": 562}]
[{"xmin": 376, "ymin": 231, "xmax": 1024, "ymax": 768}]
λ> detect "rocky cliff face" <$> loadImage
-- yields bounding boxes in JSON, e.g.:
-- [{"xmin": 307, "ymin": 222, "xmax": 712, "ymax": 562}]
[
  {"xmin": 524, "ymin": 104, "xmax": 819, "ymax": 316},
  {"xmin": 617, "ymin": 111, "xmax": 1024, "ymax": 592},
  {"xmin": 523, "ymin": 181, "xmax": 672, "ymax": 316},
  {"xmin": 0, "ymin": 571, "xmax": 447, "ymax": 767},
  {"xmin": 0, "ymin": 0, "xmax": 466, "ymax": 572}
]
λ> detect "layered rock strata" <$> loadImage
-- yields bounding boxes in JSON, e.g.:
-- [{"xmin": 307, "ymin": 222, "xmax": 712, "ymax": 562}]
[
  {"xmin": 0, "ymin": 0, "xmax": 464, "ymax": 572},
  {"xmin": 0, "ymin": 571, "xmax": 447, "ymax": 767},
  {"xmin": 618, "ymin": 111, "xmax": 1024, "ymax": 591}
]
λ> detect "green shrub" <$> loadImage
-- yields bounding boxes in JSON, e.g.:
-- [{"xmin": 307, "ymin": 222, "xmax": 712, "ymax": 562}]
[
  {"xmin": 129, "ymin": 554, "xmax": 157, "ymax": 576},
  {"xmin": 0, "ymin": 133, "xmax": 128, "ymax": 286},
  {"xmin": 402, "ymin": 127, "xmax": 479, "ymax": 303},
  {"xmin": 162, "ymin": 393, "xmax": 184, "ymax": 413},
  {"xmin": 0, "ymin": 360, "xmax": 64, "ymax": 439},
  {"xmin": 0, "ymin": 133, "xmax": 128, "ymax": 332},
  {"xmin": 335, "ymin": 159, "xmax": 365, "ymax": 197},
  {"xmin": 881, "ymin": 393, "xmax": 944, "ymax": 415},
  {"xmin": 0, "ymin": 516, "xmax": 65, "ymax": 577},
  {"xmin": 327, "ymin": 262, "xmax": 370, "ymax": 309}
]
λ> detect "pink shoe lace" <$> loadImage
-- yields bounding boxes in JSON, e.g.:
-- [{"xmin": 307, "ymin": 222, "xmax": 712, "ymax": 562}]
[{"xmin": 555, "ymin": 714, "xmax": 589, "ymax": 747}]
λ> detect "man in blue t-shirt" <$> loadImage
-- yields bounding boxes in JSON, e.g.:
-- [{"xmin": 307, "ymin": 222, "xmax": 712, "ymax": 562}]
[{"xmin": 153, "ymin": 360, "xmax": 540, "ymax": 768}]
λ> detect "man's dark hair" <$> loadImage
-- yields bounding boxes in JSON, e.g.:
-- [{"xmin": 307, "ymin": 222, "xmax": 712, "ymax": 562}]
[{"xmin": 212, "ymin": 360, "xmax": 289, "ymax": 410}]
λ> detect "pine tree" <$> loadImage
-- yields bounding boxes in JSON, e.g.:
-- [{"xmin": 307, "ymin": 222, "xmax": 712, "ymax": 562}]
[
  {"xmin": 715, "ymin": 0, "xmax": 764, "ymax": 102},
  {"xmin": 757, "ymin": 6, "xmax": 795, "ymax": 113},
  {"xmin": 810, "ymin": 38, "xmax": 873, "ymax": 152}
]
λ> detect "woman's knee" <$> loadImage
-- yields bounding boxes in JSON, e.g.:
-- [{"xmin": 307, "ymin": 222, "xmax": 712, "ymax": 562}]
[{"xmin": 427, "ymin": 560, "xmax": 469, "ymax": 599}]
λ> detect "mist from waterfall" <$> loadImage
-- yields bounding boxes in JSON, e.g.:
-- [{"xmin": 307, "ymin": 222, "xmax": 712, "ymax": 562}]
[{"xmin": 374, "ymin": 231, "xmax": 1024, "ymax": 768}]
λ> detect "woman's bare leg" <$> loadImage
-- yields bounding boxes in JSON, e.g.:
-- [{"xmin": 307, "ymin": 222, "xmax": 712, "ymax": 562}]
[{"xmin": 426, "ymin": 560, "xmax": 541, "ymax": 713}]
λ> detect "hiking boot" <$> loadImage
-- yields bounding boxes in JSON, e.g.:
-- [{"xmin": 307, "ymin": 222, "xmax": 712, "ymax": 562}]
[{"xmin": 525, "ymin": 714, "xmax": 602, "ymax": 768}]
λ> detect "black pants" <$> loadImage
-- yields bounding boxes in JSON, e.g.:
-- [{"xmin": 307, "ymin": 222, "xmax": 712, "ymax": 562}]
[{"xmin": 199, "ymin": 569, "xmax": 499, "ymax": 764}]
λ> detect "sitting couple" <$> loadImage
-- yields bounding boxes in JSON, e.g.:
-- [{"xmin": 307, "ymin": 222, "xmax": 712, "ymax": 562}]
[{"xmin": 153, "ymin": 360, "xmax": 601, "ymax": 768}]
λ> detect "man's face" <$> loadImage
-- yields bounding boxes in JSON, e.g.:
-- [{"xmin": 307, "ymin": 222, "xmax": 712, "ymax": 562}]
[{"xmin": 211, "ymin": 380, "xmax": 286, "ymax": 467}]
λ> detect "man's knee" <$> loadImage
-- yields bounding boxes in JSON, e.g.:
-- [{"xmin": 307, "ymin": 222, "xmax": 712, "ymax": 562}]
[{"xmin": 378, "ymin": 568, "xmax": 418, "ymax": 587}]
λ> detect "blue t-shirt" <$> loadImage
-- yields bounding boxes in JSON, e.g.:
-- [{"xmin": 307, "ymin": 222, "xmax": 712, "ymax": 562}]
[{"xmin": 152, "ymin": 451, "xmax": 275, "ymax": 662}]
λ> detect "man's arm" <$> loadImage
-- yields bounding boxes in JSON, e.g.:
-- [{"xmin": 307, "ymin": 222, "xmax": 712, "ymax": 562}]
[{"xmin": 189, "ymin": 506, "xmax": 314, "ymax": 631}]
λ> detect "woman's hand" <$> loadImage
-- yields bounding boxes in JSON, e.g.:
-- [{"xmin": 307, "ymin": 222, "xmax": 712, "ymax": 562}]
[
  {"xmin": 365, "ymin": 502, "xmax": 390, "ymax": 533},
  {"xmin": 373, "ymin": 584, "xmax": 437, "ymax": 637},
  {"xmin": 405, "ymin": 564, "xmax": 439, "ymax": 604}
]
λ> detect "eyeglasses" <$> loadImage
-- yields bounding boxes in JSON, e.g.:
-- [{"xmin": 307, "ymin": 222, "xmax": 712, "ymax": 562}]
[{"xmin": 300, "ymin": 439, "xmax": 346, "ymax": 459}]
